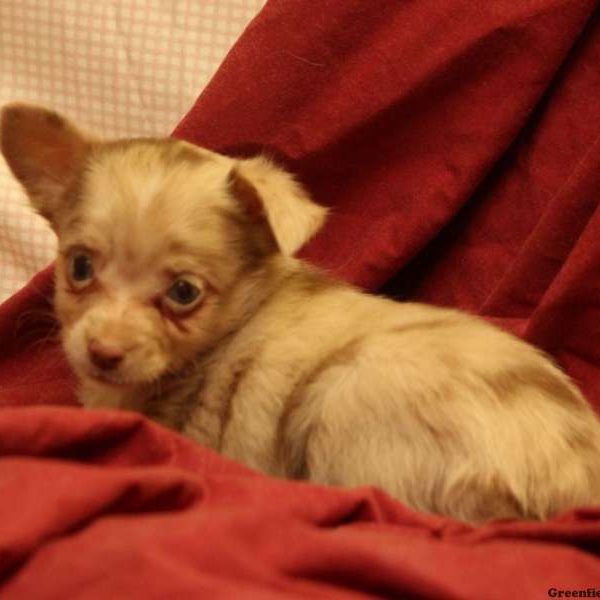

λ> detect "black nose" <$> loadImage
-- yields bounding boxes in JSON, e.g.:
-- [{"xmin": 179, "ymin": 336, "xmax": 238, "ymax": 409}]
[{"xmin": 88, "ymin": 341, "xmax": 124, "ymax": 371}]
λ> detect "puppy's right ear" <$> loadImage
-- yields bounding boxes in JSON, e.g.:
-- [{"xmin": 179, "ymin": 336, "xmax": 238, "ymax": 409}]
[{"xmin": 0, "ymin": 103, "xmax": 92, "ymax": 225}]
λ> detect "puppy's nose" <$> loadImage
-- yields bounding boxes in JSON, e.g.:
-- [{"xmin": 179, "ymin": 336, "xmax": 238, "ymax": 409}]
[{"xmin": 88, "ymin": 341, "xmax": 124, "ymax": 371}]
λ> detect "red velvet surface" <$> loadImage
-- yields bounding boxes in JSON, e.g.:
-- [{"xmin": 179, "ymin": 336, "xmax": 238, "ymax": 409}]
[{"xmin": 2, "ymin": 0, "xmax": 600, "ymax": 597}]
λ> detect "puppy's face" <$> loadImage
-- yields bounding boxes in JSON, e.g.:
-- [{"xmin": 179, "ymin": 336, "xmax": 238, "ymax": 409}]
[
  {"xmin": 1, "ymin": 105, "xmax": 327, "ymax": 395},
  {"xmin": 54, "ymin": 141, "xmax": 258, "ymax": 387}
]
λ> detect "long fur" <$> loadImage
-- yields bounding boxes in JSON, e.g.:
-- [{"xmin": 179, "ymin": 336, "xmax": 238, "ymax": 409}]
[{"xmin": 3, "ymin": 103, "xmax": 600, "ymax": 524}]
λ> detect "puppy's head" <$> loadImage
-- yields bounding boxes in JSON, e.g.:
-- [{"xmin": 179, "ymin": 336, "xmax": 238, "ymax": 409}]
[{"xmin": 1, "ymin": 104, "xmax": 326, "ymax": 394}]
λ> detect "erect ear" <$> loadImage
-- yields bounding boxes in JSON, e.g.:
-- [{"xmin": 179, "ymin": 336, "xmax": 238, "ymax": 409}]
[
  {"xmin": 0, "ymin": 103, "xmax": 93, "ymax": 225},
  {"xmin": 227, "ymin": 156, "xmax": 327, "ymax": 256}
]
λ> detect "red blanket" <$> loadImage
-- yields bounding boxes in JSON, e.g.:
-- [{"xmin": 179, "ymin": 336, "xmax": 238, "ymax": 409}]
[{"xmin": 2, "ymin": 1, "xmax": 600, "ymax": 597}]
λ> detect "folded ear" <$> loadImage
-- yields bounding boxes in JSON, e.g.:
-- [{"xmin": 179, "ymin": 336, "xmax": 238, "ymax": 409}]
[
  {"xmin": 227, "ymin": 156, "xmax": 327, "ymax": 256},
  {"xmin": 0, "ymin": 103, "xmax": 92, "ymax": 225}
]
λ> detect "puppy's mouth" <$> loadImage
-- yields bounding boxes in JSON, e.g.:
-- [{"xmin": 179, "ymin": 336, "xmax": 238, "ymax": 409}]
[
  {"xmin": 88, "ymin": 370, "xmax": 131, "ymax": 387},
  {"xmin": 80, "ymin": 361, "xmax": 142, "ymax": 387},
  {"xmin": 83, "ymin": 364, "xmax": 162, "ymax": 388}
]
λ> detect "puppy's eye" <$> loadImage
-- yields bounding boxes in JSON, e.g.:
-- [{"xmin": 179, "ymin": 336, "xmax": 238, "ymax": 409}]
[
  {"xmin": 69, "ymin": 252, "xmax": 94, "ymax": 287},
  {"xmin": 164, "ymin": 278, "xmax": 203, "ymax": 313}
]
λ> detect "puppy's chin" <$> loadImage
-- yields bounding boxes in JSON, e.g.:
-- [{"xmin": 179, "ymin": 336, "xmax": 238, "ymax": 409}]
[
  {"xmin": 77, "ymin": 373, "xmax": 147, "ymax": 412},
  {"xmin": 74, "ymin": 361, "xmax": 167, "ymax": 412}
]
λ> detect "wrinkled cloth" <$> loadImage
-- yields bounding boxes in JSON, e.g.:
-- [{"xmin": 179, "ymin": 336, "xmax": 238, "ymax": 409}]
[{"xmin": 2, "ymin": 0, "xmax": 600, "ymax": 597}]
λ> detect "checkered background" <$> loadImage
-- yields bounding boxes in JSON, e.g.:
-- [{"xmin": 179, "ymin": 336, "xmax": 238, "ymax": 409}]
[{"xmin": 0, "ymin": 0, "xmax": 266, "ymax": 303}]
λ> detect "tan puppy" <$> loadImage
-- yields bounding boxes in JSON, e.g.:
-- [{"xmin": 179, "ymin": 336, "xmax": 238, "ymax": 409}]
[{"xmin": 3, "ymin": 104, "xmax": 600, "ymax": 524}]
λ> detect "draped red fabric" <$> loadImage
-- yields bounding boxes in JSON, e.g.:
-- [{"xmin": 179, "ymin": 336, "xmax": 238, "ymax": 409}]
[{"xmin": 1, "ymin": 1, "xmax": 600, "ymax": 597}]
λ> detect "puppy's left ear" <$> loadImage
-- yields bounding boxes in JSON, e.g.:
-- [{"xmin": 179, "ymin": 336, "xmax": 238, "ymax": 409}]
[
  {"xmin": 0, "ymin": 103, "xmax": 93, "ymax": 226},
  {"xmin": 227, "ymin": 156, "xmax": 327, "ymax": 256}
]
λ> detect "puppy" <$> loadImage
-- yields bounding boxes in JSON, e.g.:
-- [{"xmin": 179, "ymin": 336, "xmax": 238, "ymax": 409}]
[{"xmin": 3, "ymin": 104, "xmax": 600, "ymax": 524}]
